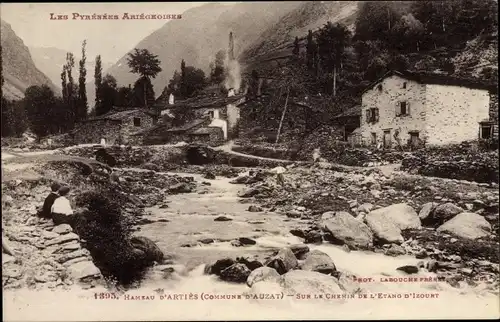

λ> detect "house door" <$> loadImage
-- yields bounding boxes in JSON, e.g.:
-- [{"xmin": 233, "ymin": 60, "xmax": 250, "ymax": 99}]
[
  {"xmin": 383, "ymin": 130, "xmax": 391, "ymax": 148},
  {"xmin": 409, "ymin": 132, "xmax": 420, "ymax": 148}
]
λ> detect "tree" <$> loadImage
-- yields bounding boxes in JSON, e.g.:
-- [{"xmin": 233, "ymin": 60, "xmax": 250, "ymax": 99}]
[
  {"xmin": 210, "ymin": 50, "xmax": 226, "ymax": 84},
  {"xmin": 355, "ymin": 1, "xmax": 402, "ymax": 42},
  {"xmin": 24, "ymin": 85, "xmax": 57, "ymax": 138},
  {"xmin": 65, "ymin": 52, "xmax": 77, "ymax": 127},
  {"xmin": 61, "ymin": 65, "xmax": 68, "ymax": 102},
  {"xmin": 132, "ymin": 77, "xmax": 155, "ymax": 107},
  {"xmin": 392, "ymin": 14, "xmax": 425, "ymax": 52},
  {"xmin": 316, "ymin": 22, "xmax": 352, "ymax": 96},
  {"xmin": 169, "ymin": 65, "xmax": 206, "ymax": 98},
  {"xmin": 1, "ymin": 98, "xmax": 28, "ymax": 137},
  {"xmin": 126, "ymin": 48, "xmax": 162, "ymax": 108},
  {"xmin": 306, "ymin": 30, "xmax": 316, "ymax": 70},
  {"xmin": 94, "ymin": 55, "xmax": 103, "ymax": 109},
  {"xmin": 115, "ymin": 85, "xmax": 134, "ymax": 107},
  {"xmin": 77, "ymin": 40, "xmax": 88, "ymax": 122},
  {"xmin": 180, "ymin": 59, "xmax": 186, "ymax": 97},
  {"xmin": 96, "ymin": 74, "xmax": 117, "ymax": 116},
  {"xmin": 292, "ymin": 36, "xmax": 300, "ymax": 56}
]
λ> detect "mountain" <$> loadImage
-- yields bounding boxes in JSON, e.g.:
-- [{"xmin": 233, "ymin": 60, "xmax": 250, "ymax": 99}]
[
  {"xmin": 1, "ymin": 20, "xmax": 59, "ymax": 100},
  {"xmin": 240, "ymin": 1, "xmax": 359, "ymax": 67},
  {"xmin": 30, "ymin": 46, "xmax": 113, "ymax": 89},
  {"xmin": 29, "ymin": 46, "xmax": 113, "ymax": 107},
  {"xmin": 103, "ymin": 2, "xmax": 305, "ymax": 101}
]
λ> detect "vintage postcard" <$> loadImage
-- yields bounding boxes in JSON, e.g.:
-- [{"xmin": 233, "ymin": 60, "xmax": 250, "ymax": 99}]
[{"xmin": 1, "ymin": 1, "xmax": 499, "ymax": 321}]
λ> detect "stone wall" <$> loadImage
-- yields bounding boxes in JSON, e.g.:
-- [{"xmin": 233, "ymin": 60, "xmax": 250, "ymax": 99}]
[
  {"xmin": 490, "ymin": 93, "xmax": 499, "ymax": 139},
  {"xmin": 360, "ymin": 75, "xmax": 427, "ymax": 147},
  {"xmin": 120, "ymin": 113, "xmax": 155, "ymax": 145},
  {"xmin": 425, "ymin": 84, "xmax": 490, "ymax": 145},
  {"xmin": 73, "ymin": 120, "xmax": 122, "ymax": 145}
]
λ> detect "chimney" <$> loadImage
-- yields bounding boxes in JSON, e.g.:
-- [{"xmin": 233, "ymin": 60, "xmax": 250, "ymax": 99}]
[
  {"xmin": 168, "ymin": 93, "xmax": 175, "ymax": 105},
  {"xmin": 228, "ymin": 88, "xmax": 235, "ymax": 97}
]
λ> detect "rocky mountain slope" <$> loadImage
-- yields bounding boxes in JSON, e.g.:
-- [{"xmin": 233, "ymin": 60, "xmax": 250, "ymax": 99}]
[
  {"xmin": 239, "ymin": 1, "xmax": 359, "ymax": 68},
  {"xmin": 104, "ymin": 2, "xmax": 304, "ymax": 100},
  {"xmin": 1, "ymin": 20, "xmax": 59, "ymax": 100}
]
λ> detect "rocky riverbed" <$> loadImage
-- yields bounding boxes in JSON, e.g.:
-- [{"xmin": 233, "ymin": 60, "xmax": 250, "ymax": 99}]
[{"xmin": 2, "ymin": 147, "xmax": 499, "ymax": 320}]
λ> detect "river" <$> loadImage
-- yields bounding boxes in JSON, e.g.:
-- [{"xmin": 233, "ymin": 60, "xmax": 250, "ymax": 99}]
[{"xmin": 3, "ymin": 172, "xmax": 499, "ymax": 321}]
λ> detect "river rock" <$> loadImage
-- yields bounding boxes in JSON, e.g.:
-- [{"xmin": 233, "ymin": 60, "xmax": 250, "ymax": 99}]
[
  {"xmin": 397, "ymin": 265, "xmax": 419, "ymax": 274},
  {"xmin": 436, "ymin": 212, "xmax": 491, "ymax": 239},
  {"xmin": 365, "ymin": 214, "xmax": 403, "ymax": 244},
  {"xmin": 367, "ymin": 203, "xmax": 421, "ymax": 230},
  {"xmin": 299, "ymin": 250, "xmax": 336, "ymax": 275},
  {"xmin": 431, "ymin": 203, "xmax": 464, "ymax": 225},
  {"xmin": 220, "ymin": 263, "xmax": 251, "ymax": 283},
  {"xmin": 384, "ymin": 244, "xmax": 406, "ymax": 257},
  {"xmin": 52, "ymin": 224, "xmax": 73, "ymax": 234},
  {"xmin": 67, "ymin": 260, "xmax": 101, "ymax": 280},
  {"xmin": 45, "ymin": 233, "xmax": 79, "ymax": 246},
  {"xmin": 214, "ymin": 216, "xmax": 233, "ymax": 222},
  {"xmin": 279, "ymin": 270, "xmax": 344, "ymax": 298},
  {"xmin": 168, "ymin": 183, "xmax": 194, "ymax": 194},
  {"xmin": 289, "ymin": 244, "xmax": 310, "ymax": 259},
  {"xmin": 130, "ymin": 236, "xmax": 164, "ymax": 263},
  {"xmin": 207, "ymin": 258, "xmax": 235, "ymax": 276},
  {"xmin": 320, "ymin": 211, "xmax": 373, "ymax": 249},
  {"xmin": 358, "ymin": 203, "xmax": 374, "ymax": 213},
  {"xmin": 238, "ymin": 237, "xmax": 257, "ymax": 246},
  {"xmin": 236, "ymin": 257, "xmax": 263, "ymax": 271},
  {"xmin": 266, "ymin": 247, "xmax": 298, "ymax": 274},
  {"xmin": 246, "ymin": 267, "xmax": 281, "ymax": 287},
  {"xmin": 248, "ymin": 205, "xmax": 262, "ymax": 212},
  {"xmin": 419, "ymin": 202, "xmax": 438, "ymax": 222},
  {"xmin": 203, "ymin": 171, "xmax": 216, "ymax": 180}
]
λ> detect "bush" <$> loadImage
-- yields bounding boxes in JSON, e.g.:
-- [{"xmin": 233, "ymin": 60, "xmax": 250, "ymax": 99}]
[{"xmin": 73, "ymin": 190, "xmax": 153, "ymax": 287}]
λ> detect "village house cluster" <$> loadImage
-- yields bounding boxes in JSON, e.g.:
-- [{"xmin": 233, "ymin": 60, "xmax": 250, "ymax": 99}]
[{"xmin": 70, "ymin": 69, "xmax": 498, "ymax": 149}]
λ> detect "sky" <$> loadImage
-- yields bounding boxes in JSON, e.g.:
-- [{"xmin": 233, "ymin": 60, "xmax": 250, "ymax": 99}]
[{"xmin": 1, "ymin": 2, "xmax": 237, "ymax": 63}]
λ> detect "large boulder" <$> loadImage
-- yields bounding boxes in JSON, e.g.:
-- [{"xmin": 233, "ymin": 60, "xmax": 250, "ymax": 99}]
[
  {"xmin": 220, "ymin": 263, "xmax": 251, "ymax": 283},
  {"xmin": 365, "ymin": 203, "xmax": 421, "ymax": 244},
  {"xmin": 130, "ymin": 236, "xmax": 164, "ymax": 263},
  {"xmin": 246, "ymin": 267, "xmax": 281, "ymax": 287},
  {"xmin": 428, "ymin": 203, "xmax": 464, "ymax": 226},
  {"xmin": 279, "ymin": 270, "xmax": 344, "ymax": 299},
  {"xmin": 418, "ymin": 202, "xmax": 438, "ymax": 222},
  {"xmin": 320, "ymin": 211, "xmax": 373, "ymax": 249},
  {"xmin": 299, "ymin": 250, "xmax": 336, "ymax": 275},
  {"xmin": 437, "ymin": 212, "xmax": 492, "ymax": 239},
  {"xmin": 265, "ymin": 247, "xmax": 298, "ymax": 274}
]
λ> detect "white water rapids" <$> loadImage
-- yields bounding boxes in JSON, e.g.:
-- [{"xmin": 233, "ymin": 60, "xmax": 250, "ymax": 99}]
[{"xmin": 3, "ymin": 171, "xmax": 500, "ymax": 320}]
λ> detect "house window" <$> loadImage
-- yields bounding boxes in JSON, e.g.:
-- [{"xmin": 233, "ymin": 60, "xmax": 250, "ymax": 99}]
[
  {"xmin": 403, "ymin": 82, "xmax": 407, "ymax": 89},
  {"xmin": 208, "ymin": 111, "xmax": 214, "ymax": 118},
  {"xmin": 397, "ymin": 101, "xmax": 410, "ymax": 116},
  {"xmin": 371, "ymin": 132, "xmax": 377, "ymax": 145},
  {"xmin": 480, "ymin": 124, "xmax": 492, "ymax": 139},
  {"xmin": 133, "ymin": 117, "xmax": 141, "ymax": 127},
  {"xmin": 366, "ymin": 108, "xmax": 379, "ymax": 123}
]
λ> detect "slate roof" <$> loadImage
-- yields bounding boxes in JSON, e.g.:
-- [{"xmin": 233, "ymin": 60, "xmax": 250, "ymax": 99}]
[
  {"xmin": 333, "ymin": 105, "xmax": 362, "ymax": 119},
  {"xmin": 83, "ymin": 107, "xmax": 156, "ymax": 123},
  {"xmin": 189, "ymin": 127, "xmax": 222, "ymax": 135},
  {"xmin": 165, "ymin": 117, "xmax": 210, "ymax": 133},
  {"xmin": 362, "ymin": 70, "xmax": 498, "ymax": 94}
]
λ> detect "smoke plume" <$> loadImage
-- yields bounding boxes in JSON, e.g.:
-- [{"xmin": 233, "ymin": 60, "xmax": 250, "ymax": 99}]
[{"xmin": 224, "ymin": 58, "xmax": 241, "ymax": 93}]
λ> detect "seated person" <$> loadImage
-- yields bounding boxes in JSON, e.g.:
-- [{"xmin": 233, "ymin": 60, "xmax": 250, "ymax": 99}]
[
  {"xmin": 39, "ymin": 182, "xmax": 61, "ymax": 219},
  {"xmin": 51, "ymin": 186, "xmax": 75, "ymax": 226}
]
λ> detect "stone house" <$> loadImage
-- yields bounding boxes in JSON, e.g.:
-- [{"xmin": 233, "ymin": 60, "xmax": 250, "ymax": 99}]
[
  {"xmin": 358, "ymin": 70, "xmax": 497, "ymax": 148},
  {"xmin": 154, "ymin": 88, "xmax": 246, "ymax": 141},
  {"xmin": 332, "ymin": 105, "xmax": 362, "ymax": 144},
  {"xmin": 73, "ymin": 108, "xmax": 158, "ymax": 146}
]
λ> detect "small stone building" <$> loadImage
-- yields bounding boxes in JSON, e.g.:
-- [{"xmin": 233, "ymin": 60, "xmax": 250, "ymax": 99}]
[
  {"xmin": 359, "ymin": 70, "xmax": 497, "ymax": 147},
  {"xmin": 73, "ymin": 108, "xmax": 158, "ymax": 145}
]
